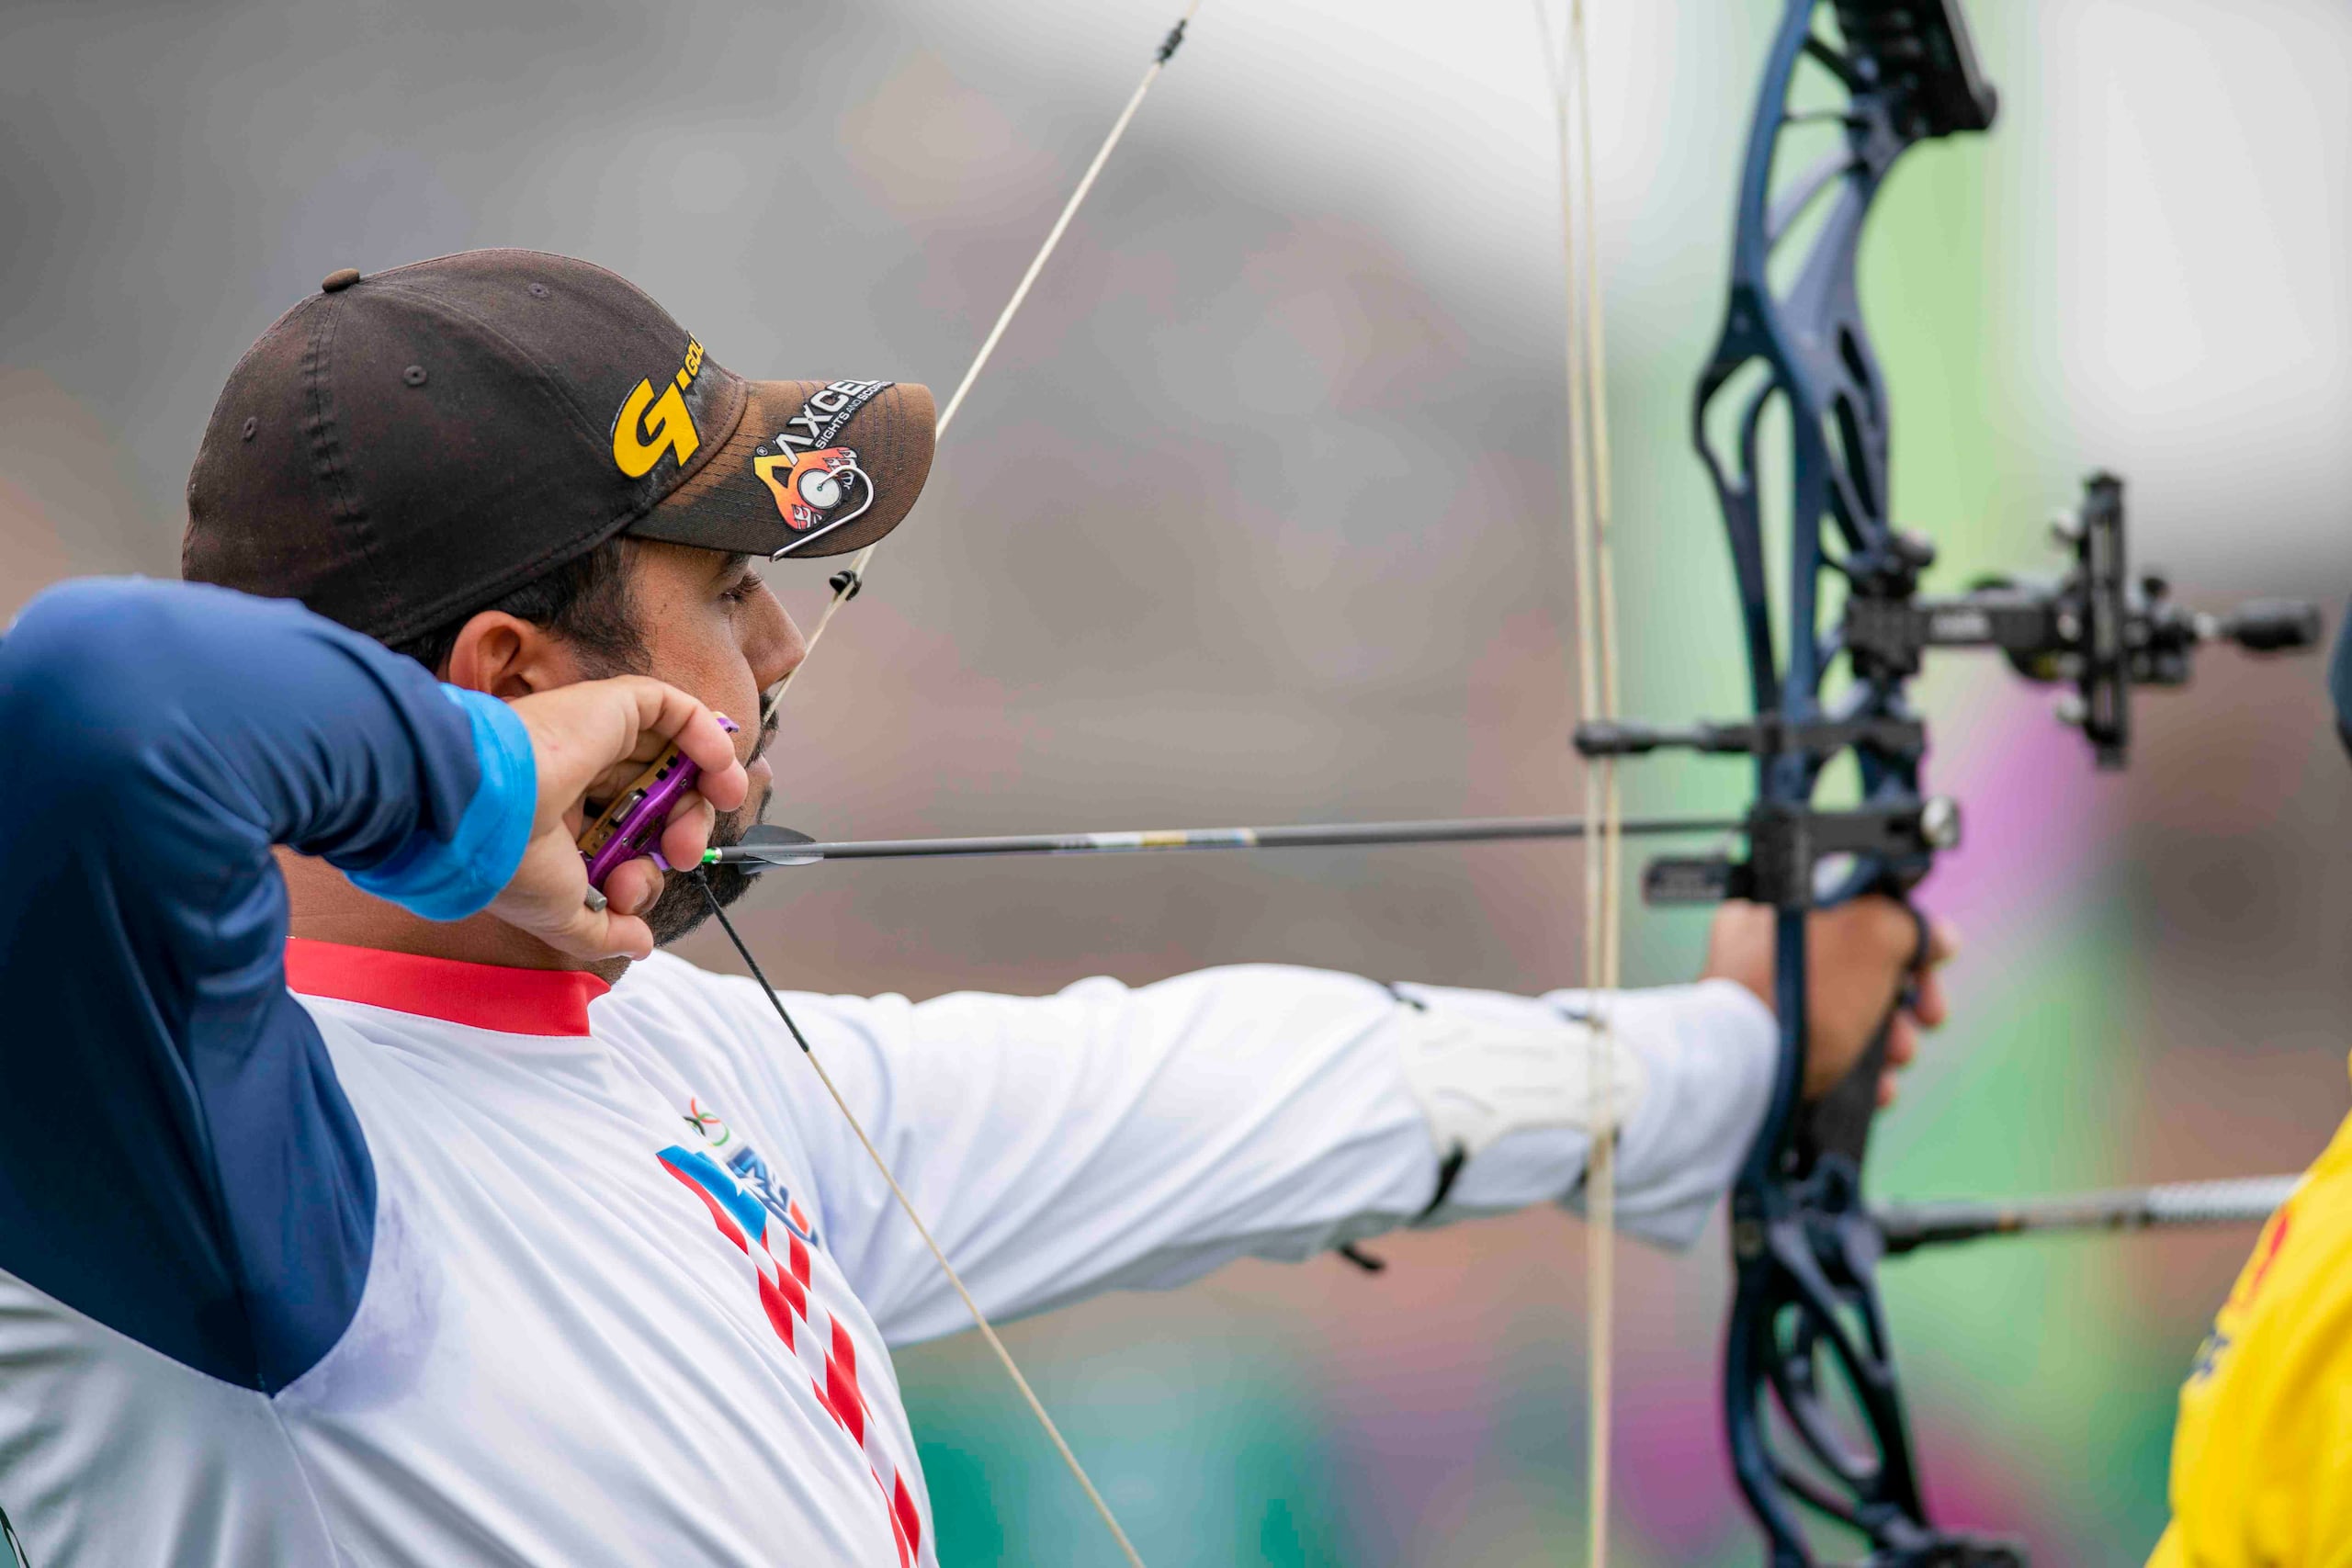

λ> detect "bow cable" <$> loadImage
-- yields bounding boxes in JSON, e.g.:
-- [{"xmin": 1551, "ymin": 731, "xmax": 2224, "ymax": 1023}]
[
  {"xmin": 764, "ymin": 1, "xmax": 1205, "ymax": 732},
  {"xmin": 692, "ymin": 877, "xmax": 1148, "ymax": 1568},
  {"xmin": 1532, "ymin": 0, "xmax": 1625, "ymax": 1558}
]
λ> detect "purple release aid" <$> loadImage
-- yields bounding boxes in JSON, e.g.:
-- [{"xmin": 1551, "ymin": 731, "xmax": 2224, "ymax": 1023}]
[{"xmin": 579, "ymin": 716, "xmax": 740, "ymax": 893}]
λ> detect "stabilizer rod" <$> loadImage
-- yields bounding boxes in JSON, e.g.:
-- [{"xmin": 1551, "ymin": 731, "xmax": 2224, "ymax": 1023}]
[{"xmin": 1875, "ymin": 1175, "xmax": 2297, "ymax": 1255}]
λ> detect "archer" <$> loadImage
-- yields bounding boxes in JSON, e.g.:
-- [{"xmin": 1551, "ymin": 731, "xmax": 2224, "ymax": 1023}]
[
  {"xmin": 0, "ymin": 251, "xmax": 1953, "ymax": 1564},
  {"xmin": 2145, "ymin": 615, "xmax": 2352, "ymax": 1565}
]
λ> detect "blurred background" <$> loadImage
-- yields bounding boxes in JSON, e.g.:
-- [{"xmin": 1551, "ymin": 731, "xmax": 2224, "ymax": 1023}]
[{"xmin": 6, "ymin": 0, "xmax": 2350, "ymax": 1560}]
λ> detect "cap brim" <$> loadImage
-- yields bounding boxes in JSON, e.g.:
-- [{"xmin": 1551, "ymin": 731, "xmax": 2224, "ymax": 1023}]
[{"xmin": 630, "ymin": 378, "xmax": 935, "ymax": 561}]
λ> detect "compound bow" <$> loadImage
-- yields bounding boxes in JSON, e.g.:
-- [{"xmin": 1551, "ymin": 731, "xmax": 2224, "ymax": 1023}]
[
  {"xmin": 707, "ymin": 3, "xmax": 2326, "ymax": 1563},
  {"xmin": 1573, "ymin": 3, "xmax": 2321, "ymax": 1562}
]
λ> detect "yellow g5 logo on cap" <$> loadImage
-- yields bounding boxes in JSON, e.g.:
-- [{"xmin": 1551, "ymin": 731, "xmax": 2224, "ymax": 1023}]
[{"xmin": 611, "ymin": 338, "xmax": 706, "ymax": 479}]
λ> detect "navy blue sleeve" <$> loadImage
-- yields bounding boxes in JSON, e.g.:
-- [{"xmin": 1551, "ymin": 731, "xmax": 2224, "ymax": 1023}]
[{"xmin": 0, "ymin": 578, "xmax": 535, "ymax": 1391}]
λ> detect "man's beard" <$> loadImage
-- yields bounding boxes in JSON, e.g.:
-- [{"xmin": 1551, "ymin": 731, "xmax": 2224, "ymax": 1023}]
[
  {"xmin": 639, "ymin": 788, "xmax": 766, "ymax": 945},
  {"xmin": 639, "ymin": 723, "xmax": 774, "ymax": 946}
]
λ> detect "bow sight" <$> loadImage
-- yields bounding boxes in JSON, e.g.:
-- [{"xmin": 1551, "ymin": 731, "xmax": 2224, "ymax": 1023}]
[
  {"xmin": 1842, "ymin": 473, "xmax": 2321, "ymax": 769},
  {"xmin": 1581, "ymin": 472, "xmax": 2324, "ymax": 911},
  {"xmin": 1570, "ymin": 0, "xmax": 2324, "ymax": 1562}
]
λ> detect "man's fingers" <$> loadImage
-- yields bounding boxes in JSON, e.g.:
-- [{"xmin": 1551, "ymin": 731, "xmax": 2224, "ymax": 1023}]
[
  {"xmin": 1900, "ymin": 914, "xmax": 1957, "ymax": 1030},
  {"xmin": 1878, "ymin": 1018, "xmax": 1917, "ymax": 1108},
  {"xmin": 658, "ymin": 795, "xmax": 718, "ymax": 875},
  {"xmin": 1883, "ymin": 1015, "xmax": 1918, "ymax": 1068},
  {"xmin": 549, "ymin": 876, "xmax": 654, "ymax": 960},
  {"xmin": 492, "ymin": 839, "xmax": 656, "ymax": 961},
  {"xmin": 606, "ymin": 911, "xmax": 655, "ymax": 960},
  {"xmin": 523, "ymin": 677, "xmax": 750, "ymax": 818},
  {"xmin": 608, "ymin": 679, "xmax": 749, "ymax": 813},
  {"xmin": 571, "ymin": 909, "xmax": 654, "ymax": 962},
  {"xmin": 602, "ymin": 857, "xmax": 665, "ymax": 919},
  {"xmin": 1907, "ymin": 965, "xmax": 1948, "ymax": 1031},
  {"xmin": 578, "ymin": 798, "xmax": 716, "ymax": 922}
]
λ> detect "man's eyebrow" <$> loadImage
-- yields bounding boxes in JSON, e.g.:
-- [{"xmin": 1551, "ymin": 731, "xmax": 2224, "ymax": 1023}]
[{"xmin": 712, "ymin": 552, "xmax": 753, "ymax": 583}]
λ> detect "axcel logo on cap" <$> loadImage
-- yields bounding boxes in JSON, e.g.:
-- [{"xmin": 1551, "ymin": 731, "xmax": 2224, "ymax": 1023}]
[{"xmin": 749, "ymin": 379, "xmax": 891, "ymax": 554}]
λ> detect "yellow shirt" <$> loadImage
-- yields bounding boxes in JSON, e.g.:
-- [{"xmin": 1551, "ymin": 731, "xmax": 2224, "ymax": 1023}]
[{"xmin": 2149, "ymin": 1088, "xmax": 2352, "ymax": 1566}]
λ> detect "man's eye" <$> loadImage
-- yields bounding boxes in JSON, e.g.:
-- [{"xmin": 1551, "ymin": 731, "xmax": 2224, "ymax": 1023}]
[{"xmin": 720, "ymin": 573, "xmax": 763, "ymax": 604}]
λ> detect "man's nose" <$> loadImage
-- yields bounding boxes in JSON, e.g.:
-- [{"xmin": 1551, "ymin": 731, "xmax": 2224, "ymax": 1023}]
[{"xmin": 750, "ymin": 595, "xmax": 807, "ymax": 710}]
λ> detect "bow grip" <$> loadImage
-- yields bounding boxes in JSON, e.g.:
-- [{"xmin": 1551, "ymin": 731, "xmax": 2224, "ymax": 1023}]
[
  {"xmin": 1796, "ymin": 906, "xmax": 1929, "ymax": 1174},
  {"xmin": 1799, "ymin": 1012, "xmax": 1894, "ymax": 1174}
]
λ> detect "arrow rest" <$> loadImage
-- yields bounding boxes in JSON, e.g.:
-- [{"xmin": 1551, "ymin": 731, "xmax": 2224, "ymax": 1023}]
[{"xmin": 1653, "ymin": 798, "xmax": 1959, "ymax": 907}]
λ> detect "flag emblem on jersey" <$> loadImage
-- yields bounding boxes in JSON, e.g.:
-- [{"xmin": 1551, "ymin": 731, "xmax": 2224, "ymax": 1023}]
[
  {"xmin": 729, "ymin": 1142, "xmax": 820, "ymax": 1247},
  {"xmin": 657, "ymin": 1145, "xmax": 923, "ymax": 1563}
]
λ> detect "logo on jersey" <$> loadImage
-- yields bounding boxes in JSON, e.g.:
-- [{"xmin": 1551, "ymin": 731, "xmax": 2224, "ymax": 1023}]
[
  {"xmin": 2188, "ymin": 1198, "xmax": 2297, "ymax": 1384},
  {"xmin": 679, "ymin": 1098, "xmax": 817, "ymax": 1247},
  {"xmin": 683, "ymin": 1096, "xmax": 732, "ymax": 1148},
  {"xmin": 2232, "ymin": 1201, "xmax": 2294, "ymax": 1309},
  {"xmin": 656, "ymin": 1143, "xmax": 922, "ymax": 1562}
]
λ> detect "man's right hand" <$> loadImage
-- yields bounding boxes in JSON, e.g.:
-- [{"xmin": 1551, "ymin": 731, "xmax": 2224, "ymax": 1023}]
[{"xmin": 492, "ymin": 678, "xmax": 749, "ymax": 962}]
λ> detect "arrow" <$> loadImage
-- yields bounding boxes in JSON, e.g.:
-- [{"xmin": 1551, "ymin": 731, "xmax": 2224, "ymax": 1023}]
[{"xmin": 705, "ymin": 812, "xmax": 1745, "ymax": 871}]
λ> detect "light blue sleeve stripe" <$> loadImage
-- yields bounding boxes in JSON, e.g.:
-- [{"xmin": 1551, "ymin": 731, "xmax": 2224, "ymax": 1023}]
[{"xmin": 349, "ymin": 688, "xmax": 537, "ymax": 920}]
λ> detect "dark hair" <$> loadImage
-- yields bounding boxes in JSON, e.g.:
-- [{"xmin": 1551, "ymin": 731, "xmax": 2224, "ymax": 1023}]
[{"xmin": 387, "ymin": 537, "xmax": 647, "ymax": 678}]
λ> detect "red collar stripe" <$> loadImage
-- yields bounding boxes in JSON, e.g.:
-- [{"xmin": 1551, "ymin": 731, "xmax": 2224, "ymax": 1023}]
[{"xmin": 284, "ymin": 940, "xmax": 608, "ymax": 1037}]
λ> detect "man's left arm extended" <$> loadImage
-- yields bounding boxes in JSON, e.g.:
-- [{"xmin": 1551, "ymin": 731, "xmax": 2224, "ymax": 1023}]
[{"xmin": 750, "ymin": 964, "xmax": 1777, "ymax": 1346}]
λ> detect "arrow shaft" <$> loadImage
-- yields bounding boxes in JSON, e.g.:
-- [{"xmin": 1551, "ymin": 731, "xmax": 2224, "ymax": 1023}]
[{"xmin": 708, "ymin": 812, "xmax": 1742, "ymax": 868}]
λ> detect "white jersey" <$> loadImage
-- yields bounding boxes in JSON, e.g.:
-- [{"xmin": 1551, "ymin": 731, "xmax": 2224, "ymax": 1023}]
[
  {"xmin": 0, "ymin": 578, "xmax": 1785, "ymax": 1567},
  {"xmin": 0, "ymin": 941, "xmax": 1772, "ymax": 1566}
]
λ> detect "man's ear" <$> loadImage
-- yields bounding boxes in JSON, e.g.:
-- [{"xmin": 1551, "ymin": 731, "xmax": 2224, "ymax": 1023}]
[{"xmin": 444, "ymin": 612, "xmax": 576, "ymax": 699}]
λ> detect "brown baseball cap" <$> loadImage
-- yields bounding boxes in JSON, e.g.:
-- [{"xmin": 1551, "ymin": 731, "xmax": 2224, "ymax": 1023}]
[{"xmin": 183, "ymin": 249, "xmax": 934, "ymax": 645}]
